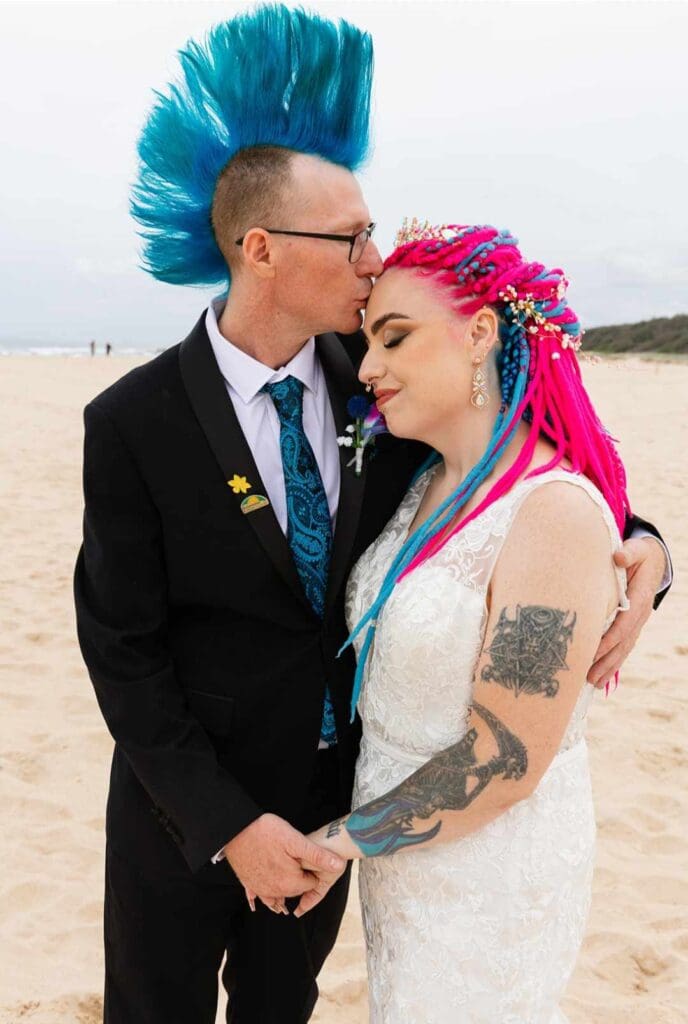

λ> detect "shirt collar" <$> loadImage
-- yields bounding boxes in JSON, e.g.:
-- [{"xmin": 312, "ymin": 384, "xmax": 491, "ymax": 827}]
[{"xmin": 206, "ymin": 298, "xmax": 318, "ymax": 405}]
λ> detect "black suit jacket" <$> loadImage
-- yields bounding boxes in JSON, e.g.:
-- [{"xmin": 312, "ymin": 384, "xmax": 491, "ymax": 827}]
[
  {"xmin": 74, "ymin": 315, "xmax": 427, "ymax": 878},
  {"xmin": 74, "ymin": 313, "xmax": 669, "ymax": 880}
]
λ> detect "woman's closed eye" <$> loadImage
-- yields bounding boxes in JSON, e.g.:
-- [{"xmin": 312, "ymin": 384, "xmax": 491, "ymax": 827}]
[{"xmin": 383, "ymin": 333, "xmax": 408, "ymax": 350}]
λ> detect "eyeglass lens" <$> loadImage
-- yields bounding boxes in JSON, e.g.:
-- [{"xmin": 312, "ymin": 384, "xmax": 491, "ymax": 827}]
[{"xmin": 351, "ymin": 226, "xmax": 373, "ymax": 264}]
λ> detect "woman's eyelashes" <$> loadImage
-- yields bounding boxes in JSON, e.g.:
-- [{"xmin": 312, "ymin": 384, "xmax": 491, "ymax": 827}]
[{"xmin": 383, "ymin": 333, "xmax": 408, "ymax": 350}]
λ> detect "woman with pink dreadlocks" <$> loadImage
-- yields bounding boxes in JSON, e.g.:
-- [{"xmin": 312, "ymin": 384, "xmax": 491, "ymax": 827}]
[{"xmin": 301, "ymin": 222, "xmax": 642, "ymax": 1021}]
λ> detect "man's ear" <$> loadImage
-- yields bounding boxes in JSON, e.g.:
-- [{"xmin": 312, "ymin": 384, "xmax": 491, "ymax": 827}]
[{"xmin": 239, "ymin": 228, "xmax": 276, "ymax": 280}]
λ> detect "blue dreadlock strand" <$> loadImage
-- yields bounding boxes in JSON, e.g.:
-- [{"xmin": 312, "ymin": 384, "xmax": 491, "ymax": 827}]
[{"xmin": 131, "ymin": 3, "xmax": 373, "ymax": 286}]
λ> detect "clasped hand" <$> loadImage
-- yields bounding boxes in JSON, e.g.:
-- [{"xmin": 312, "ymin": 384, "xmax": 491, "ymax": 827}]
[{"xmin": 222, "ymin": 813, "xmax": 346, "ymax": 917}]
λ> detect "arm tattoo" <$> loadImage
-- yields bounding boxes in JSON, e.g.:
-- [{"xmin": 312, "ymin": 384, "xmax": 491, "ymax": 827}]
[
  {"xmin": 346, "ymin": 702, "xmax": 527, "ymax": 857},
  {"xmin": 326, "ymin": 817, "xmax": 347, "ymax": 839},
  {"xmin": 481, "ymin": 605, "xmax": 576, "ymax": 698}
]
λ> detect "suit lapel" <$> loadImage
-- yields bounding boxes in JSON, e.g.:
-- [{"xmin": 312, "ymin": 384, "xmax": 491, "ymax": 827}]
[
  {"xmin": 178, "ymin": 317, "xmax": 312, "ymax": 614},
  {"xmin": 316, "ymin": 332, "xmax": 368, "ymax": 615}
]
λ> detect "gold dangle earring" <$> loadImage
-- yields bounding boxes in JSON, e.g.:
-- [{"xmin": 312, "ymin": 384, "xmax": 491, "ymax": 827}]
[{"xmin": 470, "ymin": 357, "xmax": 489, "ymax": 409}]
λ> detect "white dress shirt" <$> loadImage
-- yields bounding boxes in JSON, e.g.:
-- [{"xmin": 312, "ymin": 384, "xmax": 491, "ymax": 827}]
[{"xmin": 206, "ymin": 299, "xmax": 340, "ymax": 533}]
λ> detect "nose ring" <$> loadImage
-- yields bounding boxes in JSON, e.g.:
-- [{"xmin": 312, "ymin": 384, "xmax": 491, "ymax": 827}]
[{"xmin": 365, "ymin": 383, "xmax": 372, "ymax": 393}]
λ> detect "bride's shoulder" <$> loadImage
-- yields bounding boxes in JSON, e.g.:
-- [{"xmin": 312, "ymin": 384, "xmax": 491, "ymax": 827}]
[
  {"xmin": 520, "ymin": 472, "xmax": 613, "ymax": 530},
  {"xmin": 503, "ymin": 473, "xmax": 617, "ymax": 580},
  {"xmin": 509, "ymin": 442, "xmax": 615, "ymax": 538},
  {"xmin": 488, "ymin": 474, "xmax": 621, "ymax": 637}
]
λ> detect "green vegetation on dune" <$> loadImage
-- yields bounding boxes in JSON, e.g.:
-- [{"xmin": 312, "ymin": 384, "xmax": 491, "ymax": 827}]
[{"xmin": 582, "ymin": 315, "xmax": 688, "ymax": 353}]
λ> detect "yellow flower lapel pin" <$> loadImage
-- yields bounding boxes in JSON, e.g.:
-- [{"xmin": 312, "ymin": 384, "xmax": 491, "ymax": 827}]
[{"xmin": 227, "ymin": 474, "xmax": 251, "ymax": 495}]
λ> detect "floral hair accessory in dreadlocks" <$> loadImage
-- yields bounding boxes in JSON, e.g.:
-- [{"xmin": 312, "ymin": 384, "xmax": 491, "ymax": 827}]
[
  {"xmin": 342, "ymin": 222, "xmax": 630, "ymax": 718},
  {"xmin": 131, "ymin": 3, "xmax": 373, "ymax": 288}
]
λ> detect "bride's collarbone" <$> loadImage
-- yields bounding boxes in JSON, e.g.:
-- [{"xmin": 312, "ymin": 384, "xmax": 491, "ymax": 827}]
[
  {"xmin": 407, "ymin": 474, "xmax": 487, "ymax": 539},
  {"xmin": 407, "ymin": 481, "xmax": 451, "ymax": 537}
]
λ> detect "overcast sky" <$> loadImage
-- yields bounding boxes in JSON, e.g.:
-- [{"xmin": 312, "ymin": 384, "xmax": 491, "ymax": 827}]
[{"xmin": 1, "ymin": 0, "xmax": 686, "ymax": 348}]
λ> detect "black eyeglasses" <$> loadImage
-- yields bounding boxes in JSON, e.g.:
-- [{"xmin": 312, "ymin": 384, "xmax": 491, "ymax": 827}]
[{"xmin": 234, "ymin": 222, "xmax": 376, "ymax": 264}]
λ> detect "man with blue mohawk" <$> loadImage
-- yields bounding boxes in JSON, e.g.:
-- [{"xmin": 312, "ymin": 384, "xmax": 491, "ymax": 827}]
[
  {"xmin": 73, "ymin": 5, "xmax": 419, "ymax": 1022},
  {"xmin": 74, "ymin": 4, "xmax": 671, "ymax": 1021}
]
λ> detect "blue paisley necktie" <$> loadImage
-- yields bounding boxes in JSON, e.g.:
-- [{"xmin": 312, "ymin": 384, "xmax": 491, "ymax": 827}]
[{"xmin": 263, "ymin": 376, "xmax": 337, "ymax": 745}]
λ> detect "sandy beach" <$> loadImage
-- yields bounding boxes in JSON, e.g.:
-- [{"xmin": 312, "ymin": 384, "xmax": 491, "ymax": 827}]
[{"xmin": 0, "ymin": 354, "xmax": 685, "ymax": 1024}]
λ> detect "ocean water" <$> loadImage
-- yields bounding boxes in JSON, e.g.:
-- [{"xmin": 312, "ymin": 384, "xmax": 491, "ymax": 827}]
[{"xmin": 0, "ymin": 338, "xmax": 161, "ymax": 357}]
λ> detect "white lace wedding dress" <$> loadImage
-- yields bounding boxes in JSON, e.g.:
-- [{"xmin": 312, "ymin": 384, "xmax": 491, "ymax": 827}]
[{"xmin": 345, "ymin": 467, "xmax": 628, "ymax": 1023}]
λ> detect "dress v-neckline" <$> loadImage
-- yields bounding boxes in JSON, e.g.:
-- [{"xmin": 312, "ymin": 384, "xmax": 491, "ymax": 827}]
[{"xmin": 401, "ymin": 463, "xmax": 441, "ymax": 542}]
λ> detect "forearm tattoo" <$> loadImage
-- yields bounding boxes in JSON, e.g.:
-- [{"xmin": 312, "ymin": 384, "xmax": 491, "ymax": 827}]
[
  {"xmin": 481, "ymin": 605, "xmax": 576, "ymax": 698},
  {"xmin": 346, "ymin": 703, "xmax": 527, "ymax": 857},
  {"xmin": 326, "ymin": 817, "xmax": 347, "ymax": 839}
]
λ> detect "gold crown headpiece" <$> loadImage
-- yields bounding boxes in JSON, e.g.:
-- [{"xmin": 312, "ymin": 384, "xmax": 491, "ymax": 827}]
[{"xmin": 393, "ymin": 217, "xmax": 464, "ymax": 248}]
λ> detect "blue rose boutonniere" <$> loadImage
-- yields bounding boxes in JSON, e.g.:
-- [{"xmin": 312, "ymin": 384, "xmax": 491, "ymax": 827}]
[{"xmin": 337, "ymin": 396, "xmax": 388, "ymax": 476}]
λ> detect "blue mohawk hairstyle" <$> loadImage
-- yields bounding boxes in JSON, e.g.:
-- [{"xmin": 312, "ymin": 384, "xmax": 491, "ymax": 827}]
[{"xmin": 131, "ymin": 3, "xmax": 374, "ymax": 287}]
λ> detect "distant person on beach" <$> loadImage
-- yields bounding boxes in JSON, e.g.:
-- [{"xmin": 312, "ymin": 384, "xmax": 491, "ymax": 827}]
[
  {"xmin": 105, "ymin": 342, "xmax": 112, "ymax": 356},
  {"xmin": 73, "ymin": 6, "xmax": 671, "ymax": 1023},
  {"xmin": 89, "ymin": 340, "xmax": 95, "ymax": 357}
]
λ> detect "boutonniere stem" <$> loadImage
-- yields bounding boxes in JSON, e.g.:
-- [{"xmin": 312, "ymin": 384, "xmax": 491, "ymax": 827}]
[{"xmin": 337, "ymin": 396, "xmax": 388, "ymax": 476}]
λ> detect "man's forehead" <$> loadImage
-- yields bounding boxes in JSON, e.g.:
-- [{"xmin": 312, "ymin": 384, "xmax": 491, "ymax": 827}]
[
  {"xmin": 304, "ymin": 201, "xmax": 370, "ymax": 233},
  {"xmin": 291, "ymin": 154, "xmax": 367, "ymax": 216},
  {"xmin": 291, "ymin": 151, "xmax": 358, "ymax": 183}
]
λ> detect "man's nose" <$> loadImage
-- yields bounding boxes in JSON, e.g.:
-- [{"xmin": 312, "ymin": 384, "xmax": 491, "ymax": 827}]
[{"xmin": 356, "ymin": 239, "xmax": 384, "ymax": 278}]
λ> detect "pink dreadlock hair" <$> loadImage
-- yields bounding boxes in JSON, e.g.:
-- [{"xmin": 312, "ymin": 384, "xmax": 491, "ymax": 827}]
[{"xmin": 343, "ymin": 223, "xmax": 631, "ymax": 716}]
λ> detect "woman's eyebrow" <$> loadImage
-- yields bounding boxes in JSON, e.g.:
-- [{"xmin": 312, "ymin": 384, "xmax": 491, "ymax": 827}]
[{"xmin": 370, "ymin": 312, "xmax": 412, "ymax": 335}]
